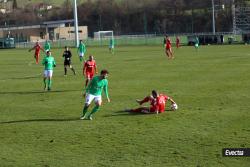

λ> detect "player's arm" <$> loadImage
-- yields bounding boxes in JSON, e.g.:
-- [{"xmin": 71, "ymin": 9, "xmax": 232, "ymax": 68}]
[
  {"xmin": 168, "ymin": 96, "xmax": 176, "ymax": 104},
  {"xmin": 94, "ymin": 64, "xmax": 98, "ymax": 74},
  {"xmin": 41, "ymin": 47, "xmax": 45, "ymax": 52},
  {"xmin": 53, "ymin": 60, "xmax": 56, "ymax": 67},
  {"xmin": 28, "ymin": 46, "xmax": 35, "ymax": 52},
  {"xmin": 69, "ymin": 51, "xmax": 72, "ymax": 58},
  {"xmin": 83, "ymin": 63, "xmax": 86, "ymax": 76},
  {"xmin": 104, "ymin": 81, "xmax": 110, "ymax": 102},
  {"xmin": 42, "ymin": 57, "xmax": 46, "ymax": 65},
  {"xmin": 82, "ymin": 78, "xmax": 92, "ymax": 97}
]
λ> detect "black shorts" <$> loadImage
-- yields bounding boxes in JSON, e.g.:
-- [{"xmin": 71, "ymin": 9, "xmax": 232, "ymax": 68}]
[{"xmin": 64, "ymin": 60, "xmax": 71, "ymax": 66}]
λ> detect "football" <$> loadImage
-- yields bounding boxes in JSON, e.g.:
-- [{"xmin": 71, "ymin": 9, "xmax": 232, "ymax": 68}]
[{"xmin": 171, "ymin": 103, "xmax": 178, "ymax": 111}]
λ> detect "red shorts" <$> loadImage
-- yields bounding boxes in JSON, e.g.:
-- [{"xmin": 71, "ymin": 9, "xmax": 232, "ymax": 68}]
[
  {"xmin": 150, "ymin": 106, "xmax": 165, "ymax": 113},
  {"xmin": 86, "ymin": 72, "xmax": 94, "ymax": 79},
  {"xmin": 166, "ymin": 45, "xmax": 171, "ymax": 50},
  {"xmin": 149, "ymin": 106, "xmax": 157, "ymax": 113}
]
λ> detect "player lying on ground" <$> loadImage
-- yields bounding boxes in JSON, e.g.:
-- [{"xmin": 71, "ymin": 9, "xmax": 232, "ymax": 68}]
[
  {"xmin": 81, "ymin": 69, "xmax": 110, "ymax": 120},
  {"xmin": 126, "ymin": 90, "xmax": 177, "ymax": 114}
]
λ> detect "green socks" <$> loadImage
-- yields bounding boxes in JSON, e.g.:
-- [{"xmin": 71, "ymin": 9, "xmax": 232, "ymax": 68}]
[
  {"xmin": 89, "ymin": 105, "xmax": 100, "ymax": 116},
  {"xmin": 82, "ymin": 106, "xmax": 89, "ymax": 117},
  {"xmin": 47, "ymin": 79, "xmax": 52, "ymax": 89},
  {"xmin": 81, "ymin": 105, "xmax": 100, "ymax": 119},
  {"xmin": 43, "ymin": 79, "xmax": 46, "ymax": 89}
]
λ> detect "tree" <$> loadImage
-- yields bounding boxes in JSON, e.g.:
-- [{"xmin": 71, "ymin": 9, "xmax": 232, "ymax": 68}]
[{"xmin": 13, "ymin": 0, "xmax": 18, "ymax": 9}]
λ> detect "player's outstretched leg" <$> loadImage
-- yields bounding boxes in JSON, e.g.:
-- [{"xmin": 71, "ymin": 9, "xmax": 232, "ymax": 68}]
[
  {"xmin": 85, "ymin": 79, "xmax": 89, "ymax": 87},
  {"xmin": 47, "ymin": 78, "xmax": 52, "ymax": 91},
  {"xmin": 43, "ymin": 78, "xmax": 47, "ymax": 90},
  {"xmin": 64, "ymin": 67, "xmax": 67, "ymax": 76},
  {"xmin": 80, "ymin": 105, "xmax": 89, "ymax": 119},
  {"xmin": 70, "ymin": 66, "xmax": 76, "ymax": 75},
  {"xmin": 88, "ymin": 105, "xmax": 100, "ymax": 120},
  {"xmin": 35, "ymin": 55, "xmax": 39, "ymax": 64}
]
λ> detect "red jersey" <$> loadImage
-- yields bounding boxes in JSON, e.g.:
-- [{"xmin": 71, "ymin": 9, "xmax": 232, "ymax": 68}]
[
  {"xmin": 34, "ymin": 44, "xmax": 41, "ymax": 54},
  {"xmin": 83, "ymin": 60, "xmax": 96, "ymax": 74},
  {"xmin": 155, "ymin": 94, "xmax": 169, "ymax": 113},
  {"xmin": 166, "ymin": 39, "xmax": 171, "ymax": 49}
]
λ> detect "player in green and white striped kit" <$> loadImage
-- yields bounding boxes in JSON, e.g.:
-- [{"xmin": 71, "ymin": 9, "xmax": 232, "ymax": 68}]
[
  {"xmin": 81, "ymin": 69, "xmax": 110, "ymax": 120},
  {"xmin": 42, "ymin": 51, "xmax": 56, "ymax": 91},
  {"xmin": 77, "ymin": 40, "xmax": 86, "ymax": 62}
]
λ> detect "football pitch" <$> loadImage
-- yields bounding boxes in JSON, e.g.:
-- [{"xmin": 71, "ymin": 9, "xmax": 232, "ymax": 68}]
[{"xmin": 0, "ymin": 45, "xmax": 249, "ymax": 166}]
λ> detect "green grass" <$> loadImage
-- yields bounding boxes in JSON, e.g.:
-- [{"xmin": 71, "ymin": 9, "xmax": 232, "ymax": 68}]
[{"xmin": 0, "ymin": 45, "xmax": 250, "ymax": 167}]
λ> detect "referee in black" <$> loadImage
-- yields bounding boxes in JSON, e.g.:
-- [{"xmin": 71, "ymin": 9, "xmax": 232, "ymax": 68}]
[{"xmin": 63, "ymin": 46, "xmax": 76, "ymax": 76}]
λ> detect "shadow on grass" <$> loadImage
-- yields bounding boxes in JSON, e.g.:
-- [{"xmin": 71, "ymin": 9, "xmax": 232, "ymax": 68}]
[
  {"xmin": 104, "ymin": 109, "xmax": 173, "ymax": 117},
  {"xmin": 0, "ymin": 74, "xmax": 41, "ymax": 81},
  {"xmin": 0, "ymin": 117, "xmax": 80, "ymax": 124},
  {"xmin": 0, "ymin": 89, "xmax": 80, "ymax": 95}
]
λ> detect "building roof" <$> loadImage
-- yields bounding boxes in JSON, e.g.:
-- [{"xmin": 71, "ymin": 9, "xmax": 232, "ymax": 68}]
[
  {"xmin": 42, "ymin": 19, "xmax": 74, "ymax": 25},
  {"xmin": 0, "ymin": 19, "xmax": 75, "ymax": 30}
]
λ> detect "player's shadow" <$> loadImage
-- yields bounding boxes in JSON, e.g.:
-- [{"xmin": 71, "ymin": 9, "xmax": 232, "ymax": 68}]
[
  {"xmin": 0, "ymin": 89, "xmax": 79, "ymax": 95},
  {"xmin": 0, "ymin": 117, "xmax": 80, "ymax": 124},
  {"xmin": 104, "ymin": 110, "xmax": 153, "ymax": 117},
  {"xmin": 6, "ymin": 75, "xmax": 41, "ymax": 80},
  {"xmin": 105, "ymin": 109, "xmax": 173, "ymax": 117}
]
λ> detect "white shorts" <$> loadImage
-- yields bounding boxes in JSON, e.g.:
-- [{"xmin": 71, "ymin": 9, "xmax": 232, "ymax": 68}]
[
  {"xmin": 44, "ymin": 70, "xmax": 53, "ymax": 77},
  {"xmin": 109, "ymin": 45, "xmax": 114, "ymax": 49},
  {"xmin": 85, "ymin": 93, "xmax": 102, "ymax": 105},
  {"xmin": 79, "ymin": 52, "xmax": 85, "ymax": 57}
]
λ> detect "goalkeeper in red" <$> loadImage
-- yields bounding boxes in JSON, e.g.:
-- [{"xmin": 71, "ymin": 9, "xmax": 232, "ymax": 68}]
[
  {"xmin": 81, "ymin": 69, "xmax": 110, "ymax": 120},
  {"xmin": 126, "ymin": 90, "xmax": 176, "ymax": 114},
  {"xmin": 42, "ymin": 51, "xmax": 56, "ymax": 91}
]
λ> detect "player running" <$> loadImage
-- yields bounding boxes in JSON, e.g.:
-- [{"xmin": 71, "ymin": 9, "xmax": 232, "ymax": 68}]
[
  {"xmin": 81, "ymin": 69, "xmax": 110, "ymax": 120},
  {"xmin": 29, "ymin": 41, "xmax": 44, "ymax": 64},
  {"xmin": 176, "ymin": 36, "xmax": 180, "ymax": 48},
  {"xmin": 83, "ymin": 55, "xmax": 98, "ymax": 87},
  {"xmin": 44, "ymin": 40, "xmax": 51, "ymax": 52},
  {"xmin": 109, "ymin": 38, "xmax": 115, "ymax": 54},
  {"xmin": 62, "ymin": 46, "xmax": 76, "ymax": 76},
  {"xmin": 126, "ymin": 90, "xmax": 176, "ymax": 114},
  {"xmin": 42, "ymin": 51, "xmax": 56, "ymax": 91},
  {"xmin": 77, "ymin": 40, "xmax": 86, "ymax": 62},
  {"xmin": 194, "ymin": 36, "xmax": 199, "ymax": 51},
  {"xmin": 165, "ymin": 36, "xmax": 174, "ymax": 59}
]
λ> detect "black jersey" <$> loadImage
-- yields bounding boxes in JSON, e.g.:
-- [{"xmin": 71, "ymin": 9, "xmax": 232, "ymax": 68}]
[{"xmin": 63, "ymin": 50, "xmax": 72, "ymax": 61}]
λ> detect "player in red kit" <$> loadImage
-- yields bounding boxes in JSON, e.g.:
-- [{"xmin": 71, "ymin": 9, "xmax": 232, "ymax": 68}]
[
  {"xmin": 126, "ymin": 90, "xmax": 177, "ymax": 114},
  {"xmin": 176, "ymin": 36, "xmax": 180, "ymax": 48},
  {"xmin": 29, "ymin": 42, "xmax": 44, "ymax": 64},
  {"xmin": 83, "ymin": 55, "xmax": 98, "ymax": 87},
  {"xmin": 165, "ymin": 36, "xmax": 174, "ymax": 59}
]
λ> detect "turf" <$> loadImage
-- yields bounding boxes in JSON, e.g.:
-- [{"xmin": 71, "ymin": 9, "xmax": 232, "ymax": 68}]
[{"xmin": 0, "ymin": 45, "xmax": 249, "ymax": 166}]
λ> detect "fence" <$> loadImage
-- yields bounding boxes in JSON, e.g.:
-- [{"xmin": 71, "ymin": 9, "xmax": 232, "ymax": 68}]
[{"xmin": 15, "ymin": 33, "xmax": 244, "ymax": 49}]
